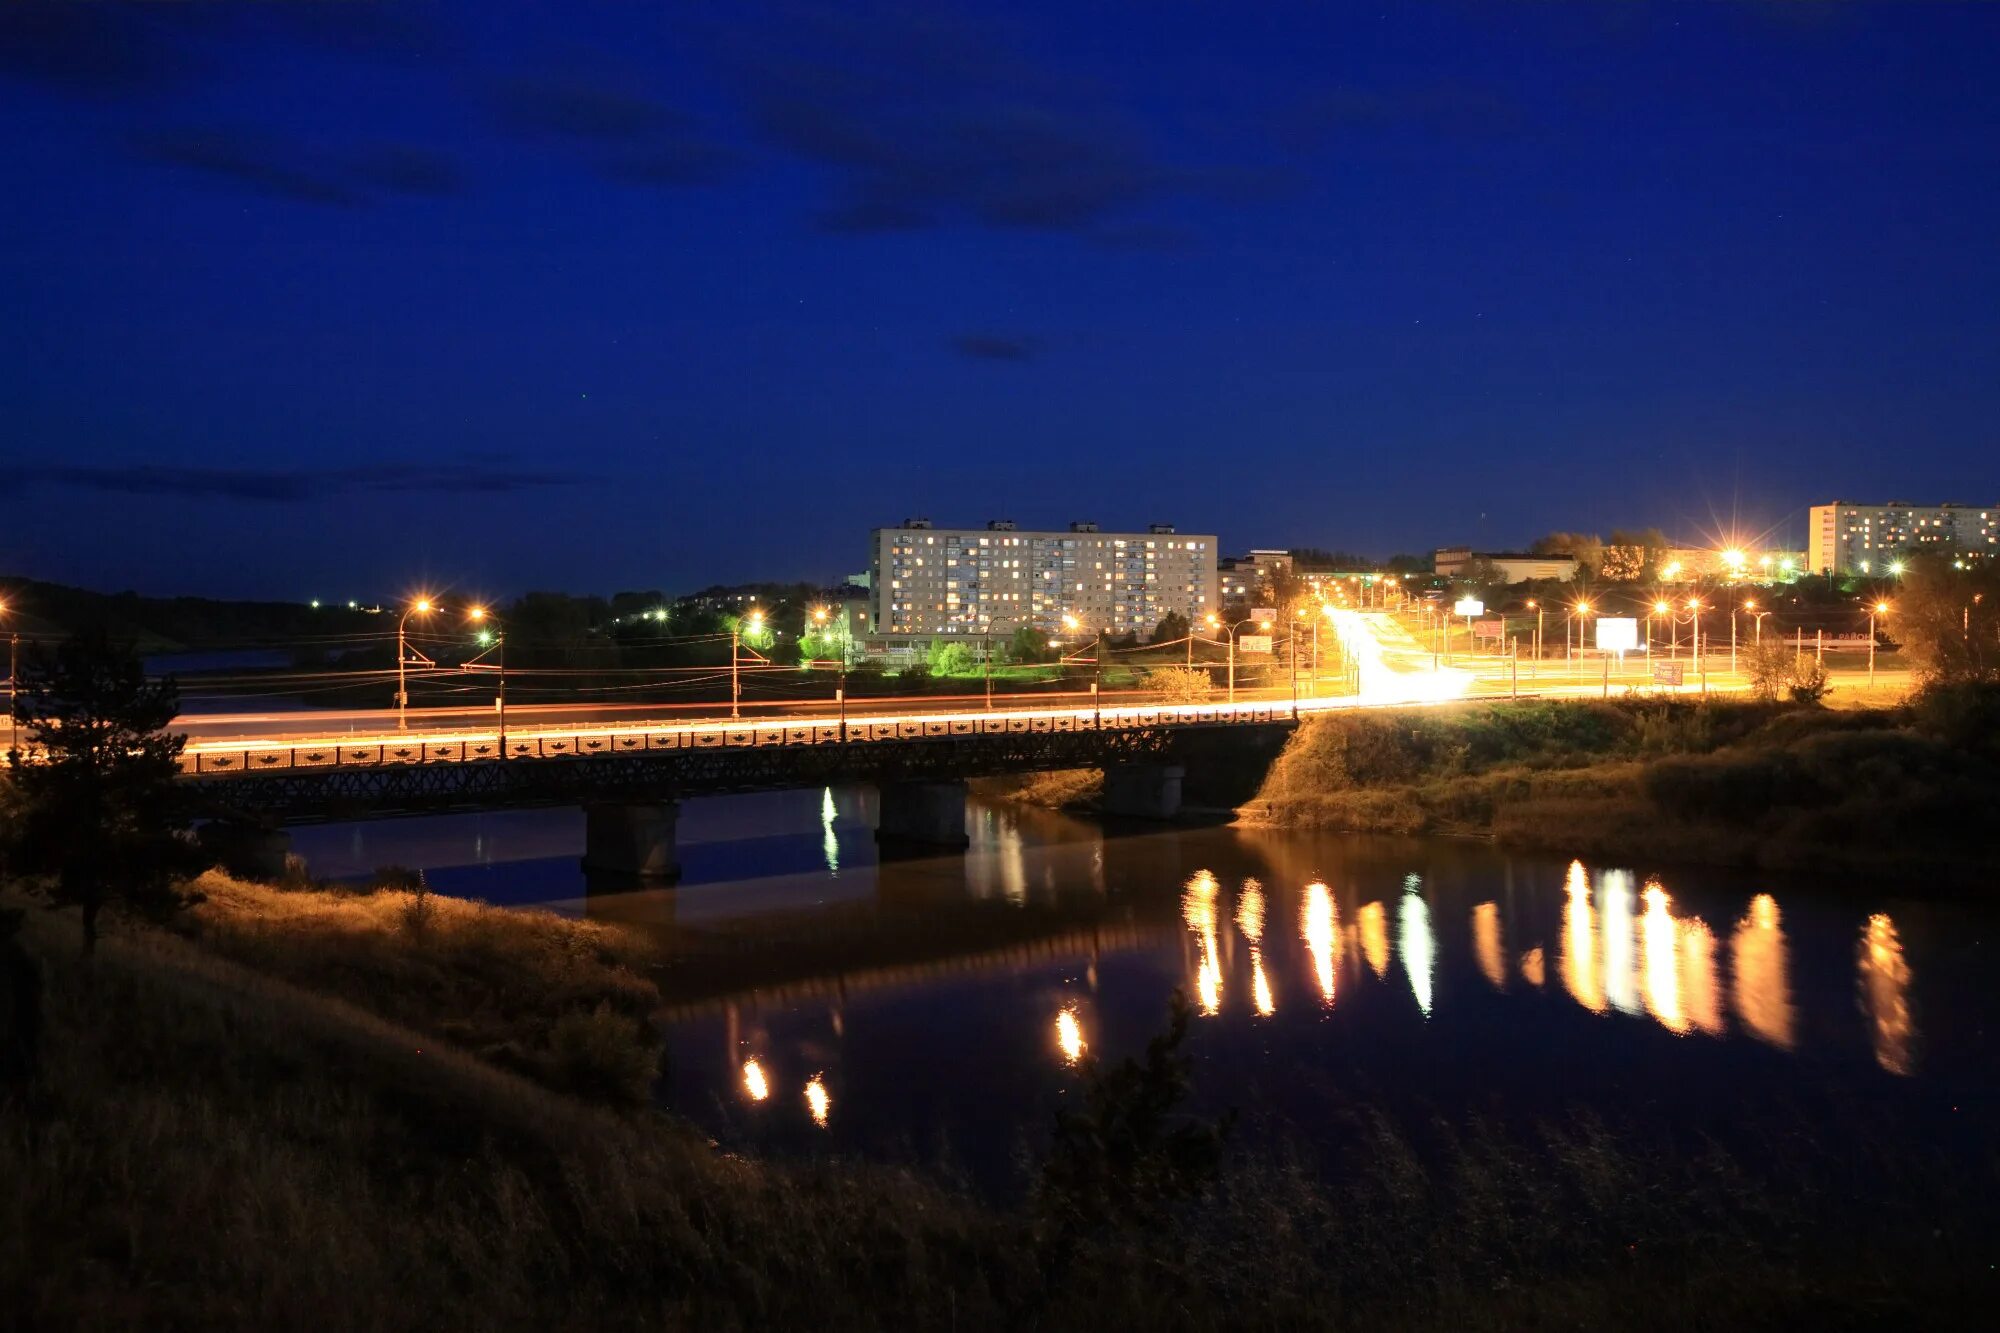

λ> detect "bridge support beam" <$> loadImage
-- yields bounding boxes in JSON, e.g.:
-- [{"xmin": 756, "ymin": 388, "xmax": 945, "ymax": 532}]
[
  {"xmin": 197, "ymin": 822, "xmax": 294, "ymax": 882},
  {"xmin": 875, "ymin": 779, "xmax": 969, "ymax": 850},
  {"xmin": 1100, "ymin": 762, "xmax": 1185, "ymax": 821},
  {"xmin": 581, "ymin": 802, "xmax": 680, "ymax": 881}
]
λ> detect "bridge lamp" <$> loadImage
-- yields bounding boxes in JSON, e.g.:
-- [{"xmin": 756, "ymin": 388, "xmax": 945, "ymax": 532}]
[
  {"xmin": 747, "ymin": 610, "xmax": 765, "ymax": 631},
  {"xmin": 1888, "ymin": 560, "xmax": 1905, "ymax": 576}
]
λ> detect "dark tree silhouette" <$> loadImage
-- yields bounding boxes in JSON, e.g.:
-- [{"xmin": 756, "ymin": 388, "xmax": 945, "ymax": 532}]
[
  {"xmin": 1151, "ymin": 610, "xmax": 1190, "ymax": 646},
  {"xmin": 4, "ymin": 631, "xmax": 205, "ymax": 952}
]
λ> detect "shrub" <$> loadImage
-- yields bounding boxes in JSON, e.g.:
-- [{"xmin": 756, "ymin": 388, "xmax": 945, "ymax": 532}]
[
  {"xmin": 1787, "ymin": 657, "xmax": 1831, "ymax": 704},
  {"xmin": 545, "ymin": 1001, "xmax": 659, "ymax": 1106},
  {"xmin": 1143, "ymin": 665, "xmax": 1213, "ymax": 703},
  {"xmin": 1633, "ymin": 704, "xmax": 1714, "ymax": 756},
  {"xmin": 1743, "ymin": 641, "xmax": 1793, "ymax": 702}
]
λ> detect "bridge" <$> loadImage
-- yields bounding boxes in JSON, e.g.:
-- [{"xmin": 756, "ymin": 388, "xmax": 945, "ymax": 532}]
[{"xmin": 179, "ymin": 697, "xmax": 1303, "ymax": 881}]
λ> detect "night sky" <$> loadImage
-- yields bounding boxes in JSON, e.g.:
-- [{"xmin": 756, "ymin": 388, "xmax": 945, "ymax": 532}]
[{"xmin": 4, "ymin": 1, "xmax": 1996, "ymax": 600}]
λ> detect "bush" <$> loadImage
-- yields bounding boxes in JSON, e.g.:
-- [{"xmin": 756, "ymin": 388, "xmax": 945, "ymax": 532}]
[
  {"xmin": 1642, "ymin": 751, "xmax": 1818, "ymax": 823},
  {"xmin": 545, "ymin": 1001, "xmax": 659, "ymax": 1105},
  {"xmin": 1787, "ymin": 657, "xmax": 1831, "ymax": 704},
  {"xmin": 1142, "ymin": 665, "xmax": 1213, "ymax": 703},
  {"xmin": 1633, "ymin": 704, "xmax": 1715, "ymax": 756},
  {"xmin": 1743, "ymin": 640, "xmax": 1793, "ymax": 702}
]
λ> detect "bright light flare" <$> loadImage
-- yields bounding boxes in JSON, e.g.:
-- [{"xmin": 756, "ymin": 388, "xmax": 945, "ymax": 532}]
[
  {"xmin": 742, "ymin": 1058, "xmax": 769, "ymax": 1102},
  {"xmin": 1055, "ymin": 1007, "xmax": 1086, "ymax": 1064},
  {"xmin": 804, "ymin": 1075, "xmax": 831, "ymax": 1126}
]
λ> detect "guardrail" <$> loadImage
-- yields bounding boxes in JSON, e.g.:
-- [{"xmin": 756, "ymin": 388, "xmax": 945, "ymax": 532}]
[{"xmin": 180, "ymin": 702, "xmax": 1293, "ymax": 778}]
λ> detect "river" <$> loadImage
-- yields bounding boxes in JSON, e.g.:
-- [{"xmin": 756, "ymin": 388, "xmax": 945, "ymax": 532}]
[{"xmin": 289, "ymin": 791, "xmax": 1995, "ymax": 1187}]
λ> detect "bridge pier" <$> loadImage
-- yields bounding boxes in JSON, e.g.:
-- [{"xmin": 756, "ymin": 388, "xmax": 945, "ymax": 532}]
[
  {"xmin": 581, "ymin": 802, "xmax": 680, "ymax": 881},
  {"xmin": 1100, "ymin": 762, "xmax": 1185, "ymax": 821},
  {"xmin": 197, "ymin": 822, "xmax": 294, "ymax": 882},
  {"xmin": 874, "ymin": 779, "xmax": 969, "ymax": 850}
]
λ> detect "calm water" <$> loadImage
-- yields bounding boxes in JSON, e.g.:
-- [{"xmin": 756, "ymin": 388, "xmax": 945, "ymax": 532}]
[{"xmin": 292, "ymin": 792, "xmax": 1997, "ymax": 1183}]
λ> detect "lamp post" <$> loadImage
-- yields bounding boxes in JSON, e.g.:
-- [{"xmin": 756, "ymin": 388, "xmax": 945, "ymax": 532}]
[
  {"xmin": 732, "ymin": 609, "xmax": 765, "ymax": 720},
  {"xmin": 396, "ymin": 597, "xmax": 434, "ymax": 731},
  {"xmin": 1213, "ymin": 616, "xmax": 1264, "ymax": 704},
  {"xmin": 0, "ymin": 597, "xmax": 16, "ymax": 756},
  {"xmin": 979, "ymin": 614, "xmax": 1017, "ymax": 711},
  {"xmin": 1688, "ymin": 598, "xmax": 1705, "ymax": 695},
  {"xmin": 1869, "ymin": 601, "xmax": 1889, "ymax": 685},
  {"xmin": 466, "ymin": 606, "xmax": 505, "ymax": 756},
  {"xmin": 1526, "ymin": 600, "xmax": 1543, "ymax": 676},
  {"xmin": 1568, "ymin": 601, "xmax": 1593, "ymax": 672},
  {"xmin": 1745, "ymin": 601, "xmax": 1771, "ymax": 645}
]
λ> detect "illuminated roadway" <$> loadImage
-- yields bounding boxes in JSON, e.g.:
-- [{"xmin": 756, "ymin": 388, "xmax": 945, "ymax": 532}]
[{"xmin": 168, "ymin": 612, "xmax": 1896, "ymax": 780}]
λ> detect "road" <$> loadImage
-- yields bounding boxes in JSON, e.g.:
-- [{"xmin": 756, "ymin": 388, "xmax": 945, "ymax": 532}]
[{"xmin": 171, "ymin": 612, "xmax": 1912, "ymax": 770}]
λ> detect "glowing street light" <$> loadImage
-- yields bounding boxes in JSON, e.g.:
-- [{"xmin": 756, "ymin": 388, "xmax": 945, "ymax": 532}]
[
  {"xmin": 396, "ymin": 597, "xmax": 436, "ymax": 730},
  {"xmin": 1869, "ymin": 601, "xmax": 1890, "ymax": 684},
  {"xmin": 1744, "ymin": 598, "xmax": 1771, "ymax": 644},
  {"xmin": 732, "ymin": 609, "xmax": 768, "ymax": 719},
  {"xmin": 0, "ymin": 596, "xmax": 15, "ymax": 755}
]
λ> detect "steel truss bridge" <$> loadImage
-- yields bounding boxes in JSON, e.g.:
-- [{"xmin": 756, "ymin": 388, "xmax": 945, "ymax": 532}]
[{"xmin": 178, "ymin": 701, "xmax": 1300, "ymax": 824}]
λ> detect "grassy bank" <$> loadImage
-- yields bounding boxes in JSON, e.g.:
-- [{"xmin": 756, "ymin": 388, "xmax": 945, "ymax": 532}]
[
  {"xmin": 5, "ymin": 871, "xmax": 1995, "ymax": 1327},
  {"xmin": 1246, "ymin": 689, "xmax": 2000, "ymax": 885}
]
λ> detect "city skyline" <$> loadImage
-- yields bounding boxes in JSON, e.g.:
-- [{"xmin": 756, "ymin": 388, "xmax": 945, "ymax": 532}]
[{"xmin": 4, "ymin": 2, "xmax": 1998, "ymax": 599}]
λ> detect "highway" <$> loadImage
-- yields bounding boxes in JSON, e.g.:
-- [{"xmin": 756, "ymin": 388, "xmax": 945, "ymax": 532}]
[{"xmin": 167, "ymin": 612, "xmax": 1848, "ymax": 776}]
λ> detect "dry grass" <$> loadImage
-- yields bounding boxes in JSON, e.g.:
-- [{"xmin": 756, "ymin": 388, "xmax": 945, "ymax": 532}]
[
  {"xmin": 185, "ymin": 872, "xmax": 663, "ymax": 1100},
  {"xmin": 3, "ymin": 882, "xmax": 1992, "ymax": 1328},
  {"xmin": 969, "ymin": 767, "xmax": 1103, "ymax": 810}
]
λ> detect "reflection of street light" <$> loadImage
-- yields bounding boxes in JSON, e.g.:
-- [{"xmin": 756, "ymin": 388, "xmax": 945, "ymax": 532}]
[
  {"xmin": 0, "ymin": 597, "xmax": 16, "ymax": 755},
  {"xmin": 396, "ymin": 597, "xmax": 435, "ymax": 730}
]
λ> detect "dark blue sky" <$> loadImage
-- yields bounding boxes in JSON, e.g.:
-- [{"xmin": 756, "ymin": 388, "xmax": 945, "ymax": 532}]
[{"xmin": 3, "ymin": 1, "xmax": 1996, "ymax": 600}]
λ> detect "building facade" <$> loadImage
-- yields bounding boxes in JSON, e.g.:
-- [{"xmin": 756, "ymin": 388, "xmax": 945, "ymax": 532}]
[
  {"xmin": 1434, "ymin": 547, "xmax": 1580, "ymax": 583},
  {"xmin": 869, "ymin": 519, "xmax": 1218, "ymax": 637},
  {"xmin": 1808, "ymin": 502, "xmax": 1999, "ymax": 575}
]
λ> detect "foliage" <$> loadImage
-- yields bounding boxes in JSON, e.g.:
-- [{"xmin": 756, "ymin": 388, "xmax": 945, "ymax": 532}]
[
  {"xmin": 1150, "ymin": 609, "xmax": 1189, "ymax": 646},
  {"xmin": 1786, "ymin": 655, "xmax": 1830, "ymax": 704},
  {"xmin": 1743, "ymin": 639, "xmax": 1794, "ymax": 702},
  {"xmin": 1889, "ymin": 554, "xmax": 2000, "ymax": 685},
  {"xmin": 1007, "ymin": 624, "xmax": 1053, "ymax": 664},
  {"xmin": 1531, "ymin": 530, "xmax": 1604, "ymax": 573},
  {"xmin": 3, "ymin": 630, "xmax": 206, "ymax": 950},
  {"xmin": 546, "ymin": 1001, "xmax": 660, "ymax": 1105},
  {"xmin": 1454, "ymin": 556, "xmax": 1507, "ymax": 589},
  {"xmin": 1037, "ymin": 991, "xmax": 1230, "ymax": 1242},
  {"xmin": 926, "ymin": 639, "xmax": 976, "ymax": 677},
  {"xmin": 897, "ymin": 661, "xmax": 933, "ymax": 690},
  {"xmin": 1142, "ymin": 665, "xmax": 1212, "ymax": 703},
  {"xmin": 722, "ymin": 611, "xmax": 775, "ymax": 653},
  {"xmin": 796, "ymin": 613, "xmax": 854, "ymax": 668}
]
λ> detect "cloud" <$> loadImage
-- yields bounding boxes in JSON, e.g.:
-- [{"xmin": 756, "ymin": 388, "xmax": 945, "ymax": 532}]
[
  {"xmin": 345, "ymin": 145, "xmax": 468, "ymax": 195},
  {"xmin": 493, "ymin": 77, "xmax": 670, "ymax": 141},
  {"xmin": 951, "ymin": 334, "xmax": 1037, "ymax": 363},
  {"xmin": 19, "ymin": 464, "xmax": 584, "ymax": 503},
  {"xmin": 0, "ymin": 3, "xmax": 198, "ymax": 96},
  {"xmin": 1280, "ymin": 81, "xmax": 1530, "ymax": 149},
  {"xmin": 130, "ymin": 130, "xmax": 361, "ymax": 206},
  {"xmin": 724, "ymin": 6, "xmax": 1260, "ymax": 240}
]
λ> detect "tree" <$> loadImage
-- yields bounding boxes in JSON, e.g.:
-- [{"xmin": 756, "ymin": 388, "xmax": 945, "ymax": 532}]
[
  {"xmin": 1007, "ymin": 625, "xmax": 1053, "ymax": 664},
  {"xmin": 1456, "ymin": 556, "xmax": 1507, "ymax": 590},
  {"xmin": 1743, "ymin": 640, "xmax": 1793, "ymax": 702},
  {"xmin": 797, "ymin": 614, "xmax": 854, "ymax": 668},
  {"xmin": 1890, "ymin": 555, "xmax": 2000, "ymax": 686},
  {"xmin": 3, "ymin": 631, "xmax": 206, "ymax": 951},
  {"xmin": 1532, "ymin": 531, "xmax": 1605, "ymax": 574},
  {"xmin": 926, "ymin": 639, "xmax": 975, "ymax": 677},
  {"xmin": 1150, "ymin": 610, "xmax": 1190, "ymax": 646},
  {"xmin": 722, "ymin": 611, "xmax": 774, "ymax": 653},
  {"xmin": 1143, "ymin": 665, "xmax": 1212, "ymax": 703}
]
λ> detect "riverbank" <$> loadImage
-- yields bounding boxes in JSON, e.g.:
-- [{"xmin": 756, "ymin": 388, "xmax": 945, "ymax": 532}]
[
  {"xmin": 4, "ymin": 868, "xmax": 1995, "ymax": 1327},
  {"xmin": 1242, "ymin": 689, "xmax": 2000, "ymax": 888}
]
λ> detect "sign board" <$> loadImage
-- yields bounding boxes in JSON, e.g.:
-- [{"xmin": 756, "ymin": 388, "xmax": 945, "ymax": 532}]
[
  {"xmin": 1238, "ymin": 635, "xmax": 1274, "ymax": 656},
  {"xmin": 1472, "ymin": 619, "xmax": 1504, "ymax": 639},
  {"xmin": 1453, "ymin": 597, "xmax": 1485, "ymax": 617},
  {"xmin": 1596, "ymin": 617, "xmax": 1640, "ymax": 654},
  {"xmin": 1652, "ymin": 662, "xmax": 1684, "ymax": 686},
  {"xmin": 1251, "ymin": 607, "xmax": 1278, "ymax": 623}
]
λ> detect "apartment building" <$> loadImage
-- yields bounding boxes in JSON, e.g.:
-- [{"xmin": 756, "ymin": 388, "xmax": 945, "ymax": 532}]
[
  {"xmin": 1808, "ymin": 501, "xmax": 1998, "ymax": 574},
  {"xmin": 868, "ymin": 519, "xmax": 1219, "ymax": 637}
]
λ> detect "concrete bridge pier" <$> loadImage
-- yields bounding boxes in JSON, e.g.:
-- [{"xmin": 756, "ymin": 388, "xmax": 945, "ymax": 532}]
[
  {"xmin": 198, "ymin": 822, "xmax": 295, "ymax": 882},
  {"xmin": 874, "ymin": 779, "xmax": 970, "ymax": 850},
  {"xmin": 1100, "ymin": 762, "xmax": 1186, "ymax": 821},
  {"xmin": 581, "ymin": 802, "xmax": 681, "ymax": 881}
]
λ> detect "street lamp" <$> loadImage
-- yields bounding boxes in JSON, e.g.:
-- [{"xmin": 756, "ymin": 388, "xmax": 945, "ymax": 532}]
[
  {"xmin": 1567, "ymin": 600, "xmax": 1593, "ymax": 666},
  {"xmin": 0, "ymin": 597, "xmax": 16, "ymax": 756},
  {"xmin": 465, "ymin": 606, "xmax": 506, "ymax": 755},
  {"xmin": 732, "ymin": 609, "xmax": 766, "ymax": 719},
  {"xmin": 979, "ymin": 614, "xmax": 1017, "ymax": 711},
  {"xmin": 1062, "ymin": 613, "xmax": 1104, "ymax": 725},
  {"xmin": 396, "ymin": 597, "xmax": 435, "ymax": 730},
  {"xmin": 1869, "ymin": 600, "xmax": 1889, "ymax": 685},
  {"xmin": 1744, "ymin": 599, "xmax": 1771, "ymax": 646},
  {"xmin": 1525, "ymin": 599, "xmax": 1543, "ymax": 670},
  {"xmin": 1687, "ymin": 598, "xmax": 1705, "ymax": 694}
]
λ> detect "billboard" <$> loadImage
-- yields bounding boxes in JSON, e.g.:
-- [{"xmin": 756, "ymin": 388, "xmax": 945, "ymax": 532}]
[
  {"xmin": 1473, "ymin": 619, "xmax": 1504, "ymax": 639},
  {"xmin": 1238, "ymin": 635, "xmax": 1274, "ymax": 656},
  {"xmin": 1452, "ymin": 597, "xmax": 1485, "ymax": 617},
  {"xmin": 1596, "ymin": 617, "xmax": 1640, "ymax": 654}
]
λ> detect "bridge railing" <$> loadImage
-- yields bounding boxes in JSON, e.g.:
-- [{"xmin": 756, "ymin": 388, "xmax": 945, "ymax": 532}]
[{"xmin": 179, "ymin": 702, "xmax": 1290, "ymax": 777}]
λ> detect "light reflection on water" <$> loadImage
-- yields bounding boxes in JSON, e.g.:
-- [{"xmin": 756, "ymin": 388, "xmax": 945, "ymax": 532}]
[{"xmin": 297, "ymin": 793, "xmax": 1970, "ymax": 1168}]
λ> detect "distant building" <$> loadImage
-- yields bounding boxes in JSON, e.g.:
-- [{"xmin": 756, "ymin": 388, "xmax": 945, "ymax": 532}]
[
  {"xmin": 1434, "ymin": 547, "xmax": 1579, "ymax": 583},
  {"xmin": 1216, "ymin": 548, "xmax": 1292, "ymax": 617},
  {"xmin": 868, "ymin": 519, "xmax": 1218, "ymax": 637},
  {"xmin": 1808, "ymin": 501, "xmax": 1999, "ymax": 575}
]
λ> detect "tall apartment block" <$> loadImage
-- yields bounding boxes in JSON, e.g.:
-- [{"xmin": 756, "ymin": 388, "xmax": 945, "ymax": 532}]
[
  {"xmin": 1808, "ymin": 501, "xmax": 1998, "ymax": 574},
  {"xmin": 868, "ymin": 519, "xmax": 1219, "ymax": 637}
]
